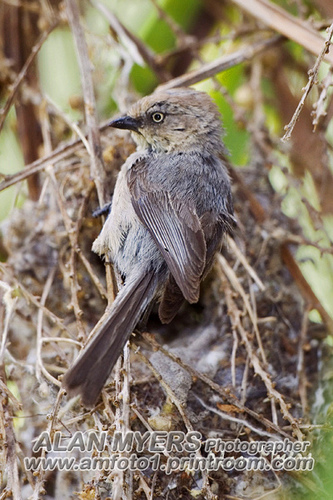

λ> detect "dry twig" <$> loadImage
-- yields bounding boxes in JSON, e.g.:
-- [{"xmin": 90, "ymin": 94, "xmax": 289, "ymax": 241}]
[
  {"xmin": 217, "ymin": 260, "xmax": 303, "ymax": 440},
  {"xmin": 231, "ymin": 0, "xmax": 333, "ymax": 66},
  {"xmin": 282, "ymin": 22, "xmax": 333, "ymax": 141}
]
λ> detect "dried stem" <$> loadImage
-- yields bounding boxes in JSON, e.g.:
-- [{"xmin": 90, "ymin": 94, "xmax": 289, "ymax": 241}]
[
  {"xmin": 217, "ymin": 265, "xmax": 303, "ymax": 440},
  {"xmin": 158, "ymin": 35, "xmax": 282, "ymax": 91},
  {"xmin": 140, "ymin": 333, "xmax": 292, "ymax": 439},
  {"xmin": 282, "ymin": 22, "xmax": 333, "ymax": 141},
  {"xmin": 231, "ymin": 0, "xmax": 333, "ymax": 65}
]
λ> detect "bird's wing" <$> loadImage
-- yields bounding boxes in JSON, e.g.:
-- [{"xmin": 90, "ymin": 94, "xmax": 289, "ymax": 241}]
[{"xmin": 127, "ymin": 158, "xmax": 206, "ymax": 303}]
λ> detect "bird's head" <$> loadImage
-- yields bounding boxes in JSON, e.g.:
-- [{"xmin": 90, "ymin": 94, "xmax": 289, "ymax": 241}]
[{"xmin": 109, "ymin": 87, "xmax": 225, "ymax": 154}]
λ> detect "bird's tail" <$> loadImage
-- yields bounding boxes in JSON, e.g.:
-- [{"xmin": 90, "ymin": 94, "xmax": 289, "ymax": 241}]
[{"xmin": 63, "ymin": 270, "xmax": 158, "ymax": 407}]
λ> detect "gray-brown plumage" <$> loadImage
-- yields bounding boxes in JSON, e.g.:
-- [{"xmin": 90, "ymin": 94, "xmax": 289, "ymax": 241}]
[{"xmin": 63, "ymin": 87, "xmax": 235, "ymax": 407}]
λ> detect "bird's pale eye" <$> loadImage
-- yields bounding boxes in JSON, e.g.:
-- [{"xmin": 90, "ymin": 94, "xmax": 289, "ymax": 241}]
[{"xmin": 151, "ymin": 112, "xmax": 165, "ymax": 123}]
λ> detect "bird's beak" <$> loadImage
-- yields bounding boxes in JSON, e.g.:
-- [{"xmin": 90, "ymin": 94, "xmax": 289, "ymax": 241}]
[{"xmin": 109, "ymin": 115, "xmax": 141, "ymax": 133}]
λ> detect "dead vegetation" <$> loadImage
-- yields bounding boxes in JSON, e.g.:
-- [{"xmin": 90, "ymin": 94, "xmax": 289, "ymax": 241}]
[{"xmin": 1, "ymin": 0, "xmax": 333, "ymax": 498}]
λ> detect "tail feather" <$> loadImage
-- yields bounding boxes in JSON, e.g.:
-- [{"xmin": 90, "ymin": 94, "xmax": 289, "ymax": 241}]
[
  {"xmin": 63, "ymin": 271, "xmax": 157, "ymax": 407},
  {"xmin": 158, "ymin": 274, "xmax": 184, "ymax": 324}
]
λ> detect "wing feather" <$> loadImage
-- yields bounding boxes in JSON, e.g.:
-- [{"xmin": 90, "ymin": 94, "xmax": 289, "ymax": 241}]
[{"xmin": 128, "ymin": 160, "xmax": 206, "ymax": 303}]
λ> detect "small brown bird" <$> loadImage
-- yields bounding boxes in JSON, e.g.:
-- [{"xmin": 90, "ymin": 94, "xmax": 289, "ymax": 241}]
[{"xmin": 63, "ymin": 87, "xmax": 235, "ymax": 407}]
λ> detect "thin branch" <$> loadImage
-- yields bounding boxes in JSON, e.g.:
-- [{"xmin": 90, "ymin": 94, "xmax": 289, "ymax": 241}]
[
  {"xmin": 227, "ymin": 236, "xmax": 266, "ymax": 292},
  {"xmin": 40, "ymin": 100, "xmax": 87, "ymax": 340},
  {"xmin": 157, "ymin": 35, "xmax": 282, "ymax": 91},
  {"xmin": 66, "ymin": 0, "xmax": 115, "ymax": 305},
  {"xmin": 0, "ymin": 392, "xmax": 22, "ymax": 500},
  {"xmin": 135, "ymin": 348, "xmax": 218, "ymax": 500},
  {"xmin": 231, "ymin": 0, "xmax": 333, "ymax": 66},
  {"xmin": 78, "ymin": 250, "xmax": 108, "ymax": 299},
  {"xmin": 281, "ymin": 243, "xmax": 333, "ymax": 333},
  {"xmin": 140, "ymin": 332, "xmax": 292, "ymax": 439},
  {"xmin": 297, "ymin": 307, "xmax": 310, "ymax": 413},
  {"xmin": 0, "ymin": 37, "xmax": 279, "ymax": 194},
  {"xmin": 43, "ymin": 95, "xmax": 91, "ymax": 154},
  {"xmin": 218, "ymin": 267, "xmax": 303, "ymax": 440},
  {"xmin": 282, "ymin": 22, "xmax": 333, "ymax": 141},
  {"xmin": 194, "ymin": 394, "xmax": 281, "ymax": 439},
  {"xmin": 0, "ymin": 135, "xmax": 86, "ymax": 193},
  {"xmin": 312, "ymin": 68, "xmax": 333, "ymax": 130},
  {"xmin": 93, "ymin": 0, "xmax": 171, "ymax": 82},
  {"xmin": 36, "ymin": 266, "xmax": 61, "ymax": 387},
  {"xmin": 0, "ymin": 282, "xmax": 18, "ymax": 363},
  {"xmin": 0, "ymin": 264, "xmax": 73, "ymax": 338},
  {"xmin": 65, "ymin": 0, "xmax": 106, "ymax": 204},
  {"xmin": 217, "ymin": 254, "xmax": 267, "ymax": 365},
  {"xmin": 0, "ymin": 18, "xmax": 59, "ymax": 134}
]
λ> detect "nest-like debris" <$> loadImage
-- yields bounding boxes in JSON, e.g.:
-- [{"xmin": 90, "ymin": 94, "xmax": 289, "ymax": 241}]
[{"xmin": 0, "ymin": 122, "xmax": 328, "ymax": 499}]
